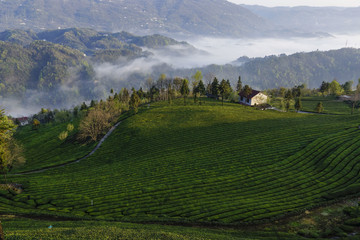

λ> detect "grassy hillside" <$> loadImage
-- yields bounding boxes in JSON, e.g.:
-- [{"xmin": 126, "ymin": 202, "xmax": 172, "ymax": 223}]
[
  {"xmin": 270, "ymin": 95, "xmax": 355, "ymax": 115},
  {"xmin": 5, "ymin": 99, "xmax": 360, "ymax": 228},
  {"xmin": 13, "ymin": 120, "xmax": 97, "ymax": 173}
]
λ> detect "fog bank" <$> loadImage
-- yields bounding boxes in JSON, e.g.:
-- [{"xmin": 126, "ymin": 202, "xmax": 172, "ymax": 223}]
[
  {"xmin": 4, "ymin": 34, "xmax": 360, "ymax": 117},
  {"xmin": 186, "ymin": 34, "xmax": 360, "ymax": 64}
]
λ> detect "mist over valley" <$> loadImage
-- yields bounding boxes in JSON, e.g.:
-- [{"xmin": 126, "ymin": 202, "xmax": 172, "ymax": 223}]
[{"xmin": 1, "ymin": 1, "xmax": 360, "ymax": 117}]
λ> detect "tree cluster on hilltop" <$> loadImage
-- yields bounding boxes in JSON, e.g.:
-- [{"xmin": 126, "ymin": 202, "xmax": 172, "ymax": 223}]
[{"xmin": 174, "ymin": 48, "xmax": 360, "ymax": 90}]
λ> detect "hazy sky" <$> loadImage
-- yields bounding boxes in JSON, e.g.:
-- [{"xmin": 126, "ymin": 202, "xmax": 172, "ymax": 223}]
[{"xmin": 227, "ymin": 0, "xmax": 360, "ymax": 7}]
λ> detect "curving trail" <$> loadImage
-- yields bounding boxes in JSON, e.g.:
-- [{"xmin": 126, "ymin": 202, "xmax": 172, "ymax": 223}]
[{"xmin": 12, "ymin": 121, "xmax": 122, "ymax": 176}]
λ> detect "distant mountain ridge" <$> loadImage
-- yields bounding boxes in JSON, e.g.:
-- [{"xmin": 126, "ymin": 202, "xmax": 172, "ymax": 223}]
[
  {"xmin": 171, "ymin": 48, "xmax": 360, "ymax": 90},
  {"xmin": 0, "ymin": 0, "xmax": 269, "ymax": 37},
  {"xmin": 242, "ymin": 5, "xmax": 360, "ymax": 34}
]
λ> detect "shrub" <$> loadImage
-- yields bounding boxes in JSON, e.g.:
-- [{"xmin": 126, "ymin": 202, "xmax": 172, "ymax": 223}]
[
  {"xmin": 58, "ymin": 131, "xmax": 69, "ymax": 141},
  {"xmin": 67, "ymin": 123, "xmax": 74, "ymax": 132}
]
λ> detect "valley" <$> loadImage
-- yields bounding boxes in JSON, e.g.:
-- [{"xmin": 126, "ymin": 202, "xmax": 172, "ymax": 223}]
[{"xmin": 1, "ymin": 0, "xmax": 360, "ymax": 239}]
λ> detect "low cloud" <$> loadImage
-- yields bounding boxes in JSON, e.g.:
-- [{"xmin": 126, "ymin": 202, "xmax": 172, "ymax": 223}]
[{"xmin": 4, "ymin": 33, "xmax": 360, "ymax": 117}]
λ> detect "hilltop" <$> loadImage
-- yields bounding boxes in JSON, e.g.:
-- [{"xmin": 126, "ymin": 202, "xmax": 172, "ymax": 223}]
[{"xmin": 4, "ymin": 98, "xmax": 360, "ymax": 239}]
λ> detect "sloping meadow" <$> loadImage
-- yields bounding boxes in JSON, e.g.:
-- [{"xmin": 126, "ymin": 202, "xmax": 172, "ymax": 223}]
[{"xmin": 6, "ymin": 99, "xmax": 360, "ymax": 225}]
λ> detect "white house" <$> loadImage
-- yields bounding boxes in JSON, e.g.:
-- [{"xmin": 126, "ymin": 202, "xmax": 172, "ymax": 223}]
[
  {"xmin": 239, "ymin": 90, "xmax": 268, "ymax": 106},
  {"xmin": 14, "ymin": 117, "xmax": 29, "ymax": 126}
]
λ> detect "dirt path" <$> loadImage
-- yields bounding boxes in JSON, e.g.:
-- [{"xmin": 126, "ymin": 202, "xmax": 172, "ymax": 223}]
[{"xmin": 12, "ymin": 121, "xmax": 121, "ymax": 176}]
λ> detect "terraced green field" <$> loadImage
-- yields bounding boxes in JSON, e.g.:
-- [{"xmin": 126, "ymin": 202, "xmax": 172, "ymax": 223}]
[
  {"xmin": 271, "ymin": 96, "xmax": 355, "ymax": 115},
  {"xmin": 4, "ymin": 99, "xmax": 360, "ymax": 227},
  {"xmin": 13, "ymin": 120, "xmax": 97, "ymax": 173},
  {"xmin": 301, "ymin": 96, "xmax": 354, "ymax": 114},
  {"xmin": 3, "ymin": 216, "xmax": 304, "ymax": 240}
]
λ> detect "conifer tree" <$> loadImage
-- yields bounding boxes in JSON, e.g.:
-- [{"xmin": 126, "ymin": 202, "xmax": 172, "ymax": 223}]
[
  {"xmin": 295, "ymin": 98, "xmax": 302, "ymax": 112},
  {"xmin": 236, "ymin": 76, "xmax": 242, "ymax": 93},
  {"xmin": 129, "ymin": 91, "xmax": 141, "ymax": 114},
  {"xmin": 198, "ymin": 80, "xmax": 206, "ymax": 105},
  {"xmin": 219, "ymin": 79, "xmax": 231, "ymax": 106},
  {"xmin": 211, "ymin": 77, "xmax": 219, "ymax": 98},
  {"xmin": 180, "ymin": 79, "xmax": 190, "ymax": 105}
]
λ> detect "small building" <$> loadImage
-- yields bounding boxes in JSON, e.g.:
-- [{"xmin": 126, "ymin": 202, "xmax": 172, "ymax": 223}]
[
  {"xmin": 14, "ymin": 117, "xmax": 29, "ymax": 126},
  {"xmin": 239, "ymin": 90, "xmax": 268, "ymax": 106},
  {"xmin": 338, "ymin": 95, "xmax": 351, "ymax": 101}
]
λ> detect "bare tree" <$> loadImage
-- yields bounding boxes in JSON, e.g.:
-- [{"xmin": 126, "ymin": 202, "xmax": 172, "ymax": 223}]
[
  {"xmin": 350, "ymin": 90, "xmax": 360, "ymax": 115},
  {"xmin": 78, "ymin": 108, "xmax": 111, "ymax": 142}
]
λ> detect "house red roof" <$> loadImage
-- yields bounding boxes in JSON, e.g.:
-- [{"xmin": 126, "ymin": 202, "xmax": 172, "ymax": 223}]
[
  {"xmin": 14, "ymin": 117, "xmax": 29, "ymax": 122},
  {"xmin": 239, "ymin": 90, "xmax": 261, "ymax": 99}
]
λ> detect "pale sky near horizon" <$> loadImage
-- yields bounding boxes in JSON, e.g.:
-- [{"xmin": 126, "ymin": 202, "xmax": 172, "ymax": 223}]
[{"xmin": 227, "ymin": 0, "xmax": 360, "ymax": 7}]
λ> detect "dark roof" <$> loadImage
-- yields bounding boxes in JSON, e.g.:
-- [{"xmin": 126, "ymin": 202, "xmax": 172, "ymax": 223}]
[
  {"xmin": 239, "ymin": 90, "xmax": 261, "ymax": 99},
  {"xmin": 15, "ymin": 117, "xmax": 29, "ymax": 122}
]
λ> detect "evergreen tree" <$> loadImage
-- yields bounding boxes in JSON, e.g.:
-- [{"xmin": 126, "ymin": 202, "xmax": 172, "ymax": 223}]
[
  {"xmin": 284, "ymin": 90, "xmax": 293, "ymax": 112},
  {"xmin": 137, "ymin": 87, "xmax": 145, "ymax": 99},
  {"xmin": 80, "ymin": 102, "xmax": 88, "ymax": 111},
  {"xmin": 295, "ymin": 98, "xmax": 302, "ymax": 112},
  {"xmin": 342, "ymin": 81, "xmax": 353, "ymax": 94},
  {"xmin": 243, "ymin": 85, "xmax": 252, "ymax": 97},
  {"xmin": 150, "ymin": 86, "xmax": 159, "ymax": 102},
  {"xmin": 211, "ymin": 77, "xmax": 219, "ymax": 98},
  {"xmin": 198, "ymin": 80, "xmax": 206, "ymax": 105},
  {"xmin": 90, "ymin": 100, "xmax": 96, "ymax": 108},
  {"xmin": 236, "ymin": 76, "xmax": 242, "ymax": 93},
  {"xmin": 219, "ymin": 79, "xmax": 232, "ymax": 106},
  {"xmin": 292, "ymin": 86, "xmax": 302, "ymax": 98},
  {"xmin": 198, "ymin": 80, "xmax": 206, "ymax": 96},
  {"xmin": 167, "ymin": 83, "xmax": 173, "ymax": 104},
  {"xmin": 320, "ymin": 81, "xmax": 330, "ymax": 96},
  {"xmin": 119, "ymin": 88, "xmax": 130, "ymax": 104},
  {"xmin": 180, "ymin": 79, "xmax": 190, "ymax": 105},
  {"xmin": 193, "ymin": 85, "xmax": 199, "ymax": 103},
  {"xmin": 129, "ymin": 91, "xmax": 141, "ymax": 114},
  {"xmin": 226, "ymin": 79, "xmax": 233, "ymax": 92},
  {"xmin": 114, "ymin": 92, "xmax": 119, "ymax": 101}
]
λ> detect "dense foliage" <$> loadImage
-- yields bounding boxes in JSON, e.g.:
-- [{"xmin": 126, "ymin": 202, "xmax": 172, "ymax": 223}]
[{"xmin": 0, "ymin": 40, "xmax": 95, "ymax": 107}]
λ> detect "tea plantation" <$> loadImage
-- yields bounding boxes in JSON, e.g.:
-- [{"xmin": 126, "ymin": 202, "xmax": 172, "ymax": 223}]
[
  {"xmin": 3, "ymin": 216, "xmax": 305, "ymax": 240},
  {"xmin": 4, "ymin": 99, "xmax": 360, "ymax": 236}
]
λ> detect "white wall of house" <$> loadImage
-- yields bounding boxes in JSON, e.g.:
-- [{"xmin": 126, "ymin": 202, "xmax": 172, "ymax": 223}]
[
  {"xmin": 239, "ymin": 93, "xmax": 268, "ymax": 106},
  {"xmin": 251, "ymin": 93, "xmax": 268, "ymax": 106}
]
